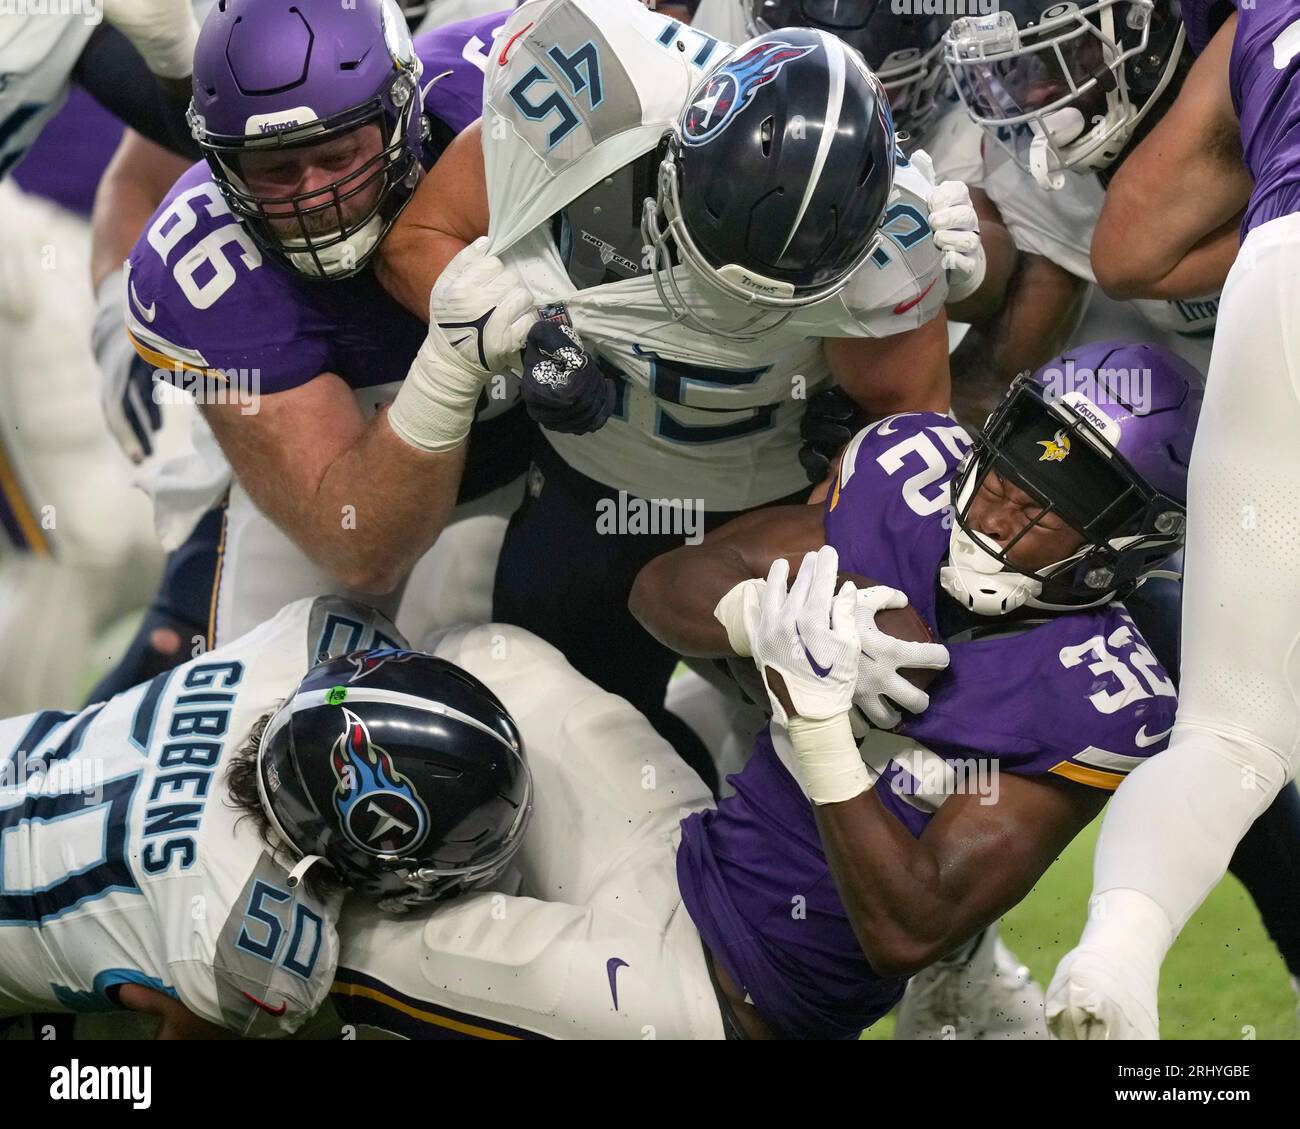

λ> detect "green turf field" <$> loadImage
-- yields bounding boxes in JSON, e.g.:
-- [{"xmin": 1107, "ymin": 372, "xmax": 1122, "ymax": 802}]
[{"xmin": 863, "ymin": 798, "xmax": 1300, "ymax": 1040}]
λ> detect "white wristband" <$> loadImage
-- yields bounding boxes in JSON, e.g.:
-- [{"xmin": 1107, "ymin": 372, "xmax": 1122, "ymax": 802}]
[
  {"xmin": 946, "ymin": 249, "xmax": 987, "ymax": 304},
  {"xmin": 387, "ymin": 335, "xmax": 484, "ymax": 454},
  {"xmin": 786, "ymin": 713, "xmax": 871, "ymax": 805},
  {"xmin": 712, "ymin": 578, "xmax": 765, "ymax": 658}
]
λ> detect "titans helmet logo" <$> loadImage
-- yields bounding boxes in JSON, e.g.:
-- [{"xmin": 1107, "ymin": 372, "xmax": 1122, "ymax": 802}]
[
  {"xmin": 344, "ymin": 647, "xmax": 421, "ymax": 685},
  {"xmin": 1037, "ymin": 429, "xmax": 1072, "ymax": 462},
  {"xmin": 331, "ymin": 708, "xmax": 429, "ymax": 856},
  {"xmin": 681, "ymin": 41, "xmax": 818, "ymax": 147}
]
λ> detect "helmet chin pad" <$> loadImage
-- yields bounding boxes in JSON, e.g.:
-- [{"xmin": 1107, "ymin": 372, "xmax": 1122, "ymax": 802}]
[{"xmin": 939, "ymin": 523, "xmax": 1045, "ymax": 617}]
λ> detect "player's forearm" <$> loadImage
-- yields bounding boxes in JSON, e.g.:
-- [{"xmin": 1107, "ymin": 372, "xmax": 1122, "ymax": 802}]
[
  {"xmin": 814, "ymin": 791, "xmax": 963, "ymax": 978},
  {"xmin": 630, "ymin": 544, "xmax": 758, "ymax": 657},
  {"xmin": 374, "ymin": 225, "xmax": 473, "ymax": 322},
  {"xmin": 1095, "ymin": 213, "xmax": 1244, "ymax": 301},
  {"xmin": 231, "ymin": 411, "xmax": 466, "ymax": 595},
  {"xmin": 299, "ymin": 413, "xmax": 466, "ymax": 593},
  {"xmin": 90, "ymin": 130, "xmax": 192, "ymax": 289},
  {"xmin": 374, "ymin": 120, "xmax": 490, "ymax": 320},
  {"xmin": 630, "ymin": 505, "xmax": 826, "ymax": 657}
]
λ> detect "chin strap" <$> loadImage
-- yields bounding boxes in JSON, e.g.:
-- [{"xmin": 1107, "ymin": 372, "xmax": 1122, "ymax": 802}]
[
  {"xmin": 1027, "ymin": 107, "xmax": 1088, "ymax": 191},
  {"xmin": 939, "ymin": 525, "xmax": 1044, "ymax": 616},
  {"xmin": 286, "ymin": 853, "xmax": 325, "ymax": 889}
]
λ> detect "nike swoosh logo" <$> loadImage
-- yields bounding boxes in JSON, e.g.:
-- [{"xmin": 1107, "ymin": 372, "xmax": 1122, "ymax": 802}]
[
  {"xmin": 130, "ymin": 278, "xmax": 156, "ymax": 323},
  {"xmin": 893, "ymin": 276, "xmax": 938, "ymax": 315},
  {"xmin": 498, "ymin": 21, "xmax": 534, "ymax": 65},
  {"xmin": 241, "ymin": 991, "xmax": 287, "ymax": 1017},
  {"xmin": 450, "ymin": 335, "xmax": 473, "ymax": 348},
  {"xmin": 1135, "ymin": 724, "xmax": 1174, "ymax": 748},
  {"xmin": 801, "ymin": 639, "xmax": 832, "ymax": 679},
  {"xmin": 606, "ymin": 957, "xmax": 628, "ymax": 1010}
]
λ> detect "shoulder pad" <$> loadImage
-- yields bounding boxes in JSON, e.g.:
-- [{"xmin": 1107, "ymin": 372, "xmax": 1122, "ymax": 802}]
[
  {"xmin": 818, "ymin": 167, "xmax": 946, "ymax": 335},
  {"xmin": 125, "ymin": 165, "xmax": 330, "ymax": 395},
  {"xmin": 831, "ymin": 412, "xmax": 971, "ymax": 518},
  {"xmin": 306, "ymin": 595, "xmax": 409, "ymax": 664},
  {"xmin": 483, "ymin": 0, "xmax": 710, "ymax": 253},
  {"xmin": 171, "ymin": 852, "xmax": 339, "ymax": 1037},
  {"xmin": 1044, "ymin": 610, "xmax": 1179, "ymax": 790}
]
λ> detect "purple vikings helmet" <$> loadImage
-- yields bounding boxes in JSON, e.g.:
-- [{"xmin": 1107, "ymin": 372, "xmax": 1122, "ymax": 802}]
[
  {"xmin": 941, "ymin": 341, "xmax": 1201, "ymax": 616},
  {"xmin": 188, "ymin": 0, "xmax": 427, "ymax": 279}
]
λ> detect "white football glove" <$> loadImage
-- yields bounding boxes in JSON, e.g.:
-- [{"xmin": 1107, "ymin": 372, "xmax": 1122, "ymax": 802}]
[
  {"xmin": 102, "ymin": 0, "xmax": 200, "ymax": 80},
  {"xmin": 431, "ymin": 236, "xmax": 535, "ymax": 376},
  {"xmin": 925, "ymin": 174, "xmax": 986, "ymax": 304},
  {"xmin": 388, "ymin": 237, "xmax": 534, "ymax": 453},
  {"xmin": 750, "ymin": 548, "xmax": 870, "ymax": 805},
  {"xmin": 851, "ymin": 586, "xmax": 950, "ymax": 730},
  {"xmin": 712, "ymin": 577, "xmax": 765, "ymax": 658},
  {"xmin": 94, "ymin": 267, "xmax": 161, "ymax": 464}
]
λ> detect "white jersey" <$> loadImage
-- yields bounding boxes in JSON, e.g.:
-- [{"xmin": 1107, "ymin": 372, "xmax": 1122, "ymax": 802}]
[
  {"xmin": 978, "ymin": 132, "xmax": 1219, "ymax": 371},
  {"xmin": 484, "ymin": 0, "xmax": 946, "ymax": 511},
  {"xmin": 0, "ymin": 596, "xmax": 404, "ymax": 1034},
  {"xmin": 0, "ymin": 14, "xmax": 94, "ymax": 179},
  {"xmin": 691, "ymin": 0, "xmax": 750, "ymax": 46}
]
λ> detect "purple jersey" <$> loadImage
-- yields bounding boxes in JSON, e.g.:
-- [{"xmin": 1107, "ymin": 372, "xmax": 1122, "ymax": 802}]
[
  {"xmin": 12, "ymin": 88, "xmax": 122, "ymax": 217},
  {"xmin": 1228, "ymin": 0, "xmax": 1300, "ymax": 234},
  {"xmin": 125, "ymin": 14, "xmax": 526, "ymax": 498},
  {"xmin": 677, "ymin": 412, "xmax": 1177, "ymax": 1039}
]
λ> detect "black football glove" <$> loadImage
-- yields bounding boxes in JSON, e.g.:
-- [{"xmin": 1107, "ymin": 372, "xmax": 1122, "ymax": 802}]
[
  {"xmin": 798, "ymin": 386, "xmax": 868, "ymax": 485},
  {"xmin": 520, "ymin": 319, "xmax": 616, "ymax": 435}
]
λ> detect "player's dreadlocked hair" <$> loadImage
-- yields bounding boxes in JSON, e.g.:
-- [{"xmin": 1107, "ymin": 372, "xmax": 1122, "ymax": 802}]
[{"xmin": 225, "ymin": 708, "xmax": 343, "ymax": 903}]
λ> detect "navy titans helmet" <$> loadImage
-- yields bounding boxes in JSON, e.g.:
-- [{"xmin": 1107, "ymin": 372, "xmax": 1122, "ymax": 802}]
[
  {"xmin": 744, "ymin": 0, "xmax": 950, "ymax": 138},
  {"xmin": 642, "ymin": 27, "xmax": 897, "ymax": 340},
  {"xmin": 255, "ymin": 648, "xmax": 532, "ymax": 912}
]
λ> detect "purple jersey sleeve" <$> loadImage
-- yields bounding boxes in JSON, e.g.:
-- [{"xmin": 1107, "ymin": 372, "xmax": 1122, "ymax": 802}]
[
  {"xmin": 125, "ymin": 163, "xmax": 333, "ymax": 394},
  {"xmin": 1181, "ymin": 0, "xmax": 1237, "ymax": 55},
  {"xmin": 822, "ymin": 412, "xmax": 973, "ymax": 631},
  {"xmin": 415, "ymin": 11, "xmax": 510, "ymax": 134},
  {"xmin": 1230, "ymin": 0, "xmax": 1300, "ymax": 234}
]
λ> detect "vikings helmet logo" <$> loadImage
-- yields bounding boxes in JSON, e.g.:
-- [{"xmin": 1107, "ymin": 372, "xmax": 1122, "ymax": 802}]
[
  {"xmin": 331, "ymin": 708, "xmax": 429, "ymax": 856},
  {"xmin": 681, "ymin": 41, "xmax": 818, "ymax": 147},
  {"xmin": 1037, "ymin": 429, "xmax": 1072, "ymax": 462},
  {"xmin": 344, "ymin": 647, "xmax": 421, "ymax": 685}
]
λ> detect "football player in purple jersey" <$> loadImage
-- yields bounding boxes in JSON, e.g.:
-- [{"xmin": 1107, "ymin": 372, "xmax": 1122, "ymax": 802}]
[
  {"xmin": 1047, "ymin": 0, "xmax": 1300, "ymax": 1039},
  {"xmin": 86, "ymin": 0, "xmax": 532, "ymax": 705},
  {"xmin": 325, "ymin": 341, "xmax": 1197, "ymax": 1040}
]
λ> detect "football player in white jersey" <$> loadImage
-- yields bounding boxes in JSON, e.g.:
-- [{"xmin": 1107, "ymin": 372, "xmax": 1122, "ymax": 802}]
[
  {"xmin": 939, "ymin": 0, "xmax": 1217, "ymax": 423},
  {"xmin": 0, "ymin": 0, "xmax": 203, "ymax": 182},
  {"xmin": 0, "ymin": 594, "xmax": 531, "ymax": 1037},
  {"xmin": 375, "ymin": 0, "xmax": 982, "ymax": 783}
]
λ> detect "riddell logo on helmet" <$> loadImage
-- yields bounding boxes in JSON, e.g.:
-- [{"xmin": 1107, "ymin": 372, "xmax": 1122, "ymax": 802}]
[{"xmin": 245, "ymin": 107, "xmax": 320, "ymax": 136}]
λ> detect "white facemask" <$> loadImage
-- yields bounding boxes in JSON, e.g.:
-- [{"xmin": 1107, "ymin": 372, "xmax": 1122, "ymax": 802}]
[
  {"xmin": 284, "ymin": 212, "xmax": 385, "ymax": 278},
  {"xmin": 939, "ymin": 523, "xmax": 1045, "ymax": 616}
]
